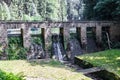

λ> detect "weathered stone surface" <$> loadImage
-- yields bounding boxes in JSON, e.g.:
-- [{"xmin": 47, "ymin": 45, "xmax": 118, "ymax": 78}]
[
  {"xmin": 21, "ymin": 24, "xmax": 31, "ymax": 48},
  {"xmin": 66, "ymin": 39, "xmax": 83, "ymax": 61},
  {"xmin": 27, "ymin": 43, "xmax": 45, "ymax": 60},
  {"xmin": 81, "ymin": 26, "xmax": 87, "ymax": 50},
  {"xmin": 0, "ymin": 21, "xmax": 120, "ymax": 55},
  {"xmin": 96, "ymin": 24, "xmax": 102, "ymax": 43},
  {"xmin": 60, "ymin": 27, "xmax": 70, "ymax": 48},
  {"xmin": 44, "ymin": 28, "xmax": 52, "ymax": 57},
  {"xmin": 0, "ymin": 24, "xmax": 7, "ymax": 57}
]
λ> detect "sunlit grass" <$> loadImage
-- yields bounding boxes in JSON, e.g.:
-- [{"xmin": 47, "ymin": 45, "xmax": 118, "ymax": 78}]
[
  {"xmin": 78, "ymin": 49, "xmax": 120, "ymax": 76},
  {"xmin": 0, "ymin": 59, "xmax": 91, "ymax": 80}
]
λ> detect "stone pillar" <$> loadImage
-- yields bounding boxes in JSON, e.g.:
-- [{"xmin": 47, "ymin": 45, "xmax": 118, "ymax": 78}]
[
  {"xmin": 81, "ymin": 26, "xmax": 87, "ymax": 49},
  {"xmin": 43, "ymin": 28, "xmax": 52, "ymax": 57},
  {"xmin": 21, "ymin": 24, "xmax": 31, "ymax": 48},
  {"xmin": 0, "ymin": 24, "xmax": 8, "ymax": 53},
  {"xmin": 96, "ymin": 25, "xmax": 102, "ymax": 43},
  {"xmin": 60, "ymin": 27, "xmax": 70, "ymax": 48}
]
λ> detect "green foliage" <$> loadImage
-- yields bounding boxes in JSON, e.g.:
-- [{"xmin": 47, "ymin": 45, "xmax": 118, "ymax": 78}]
[
  {"xmin": 83, "ymin": 0, "xmax": 98, "ymax": 20},
  {"xmin": 31, "ymin": 35, "xmax": 43, "ymax": 45},
  {"xmin": 0, "ymin": 0, "xmax": 67, "ymax": 21},
  {"xmin": 6, "ymin": 45, "xmax": 27, "ymax": 60},
  {"xmin": 83, "ymin": 0, "xmax": 120, "ymax": 20},
  {"xmin": 0, "ymin": 70, "xmax": 24, "ymax": 80},
  {"xmin": 8, "ymin": 37, "xmax": 23, "ymax": 47},
  {"xmin": 7, "ymin": 37, "xmax": 27, "ymax": 60},
  {"xmin": 111, "ymin": 41, "xmax": 120, "ymax": 48}
]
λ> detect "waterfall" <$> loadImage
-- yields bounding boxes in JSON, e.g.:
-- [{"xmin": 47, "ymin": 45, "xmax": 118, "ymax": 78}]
[
  {"xmin": 52, "ymin": 34, "xmax": 66, "ymax": 62},
  {"xmin": 56, "ymin": 42, "xmax": 63, "ymax": 61}
]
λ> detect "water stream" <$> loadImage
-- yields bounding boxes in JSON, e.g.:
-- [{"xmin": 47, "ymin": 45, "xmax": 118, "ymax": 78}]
[
  {"xmin": 56, "ymin": 42, "xmax": 63, "ymax": 61},
  {"xmin": 52, "ymin": 34, "xmax": 66, "ymax": 62}
]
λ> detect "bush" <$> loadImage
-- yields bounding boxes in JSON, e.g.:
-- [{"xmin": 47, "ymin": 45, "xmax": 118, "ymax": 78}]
[
  {"xmin": 6, "ymin": 44, "xmax": 27, "ymax": 60},
  {"xmin": 0, "ymin": 70, "xmax": 24, "ymax": 80},
  {"xmin": 6, "ymin": 36, "xmax": 27, "ymax": 60}
]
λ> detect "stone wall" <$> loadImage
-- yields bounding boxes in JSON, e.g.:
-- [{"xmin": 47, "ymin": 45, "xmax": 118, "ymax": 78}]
[
  {"xmin": 0, "ymin": 21, "xmax": 120, "ymax": 54},
  {"xmin": 0, "ymin": 24, "xmax": 7, "ymax": 45}
]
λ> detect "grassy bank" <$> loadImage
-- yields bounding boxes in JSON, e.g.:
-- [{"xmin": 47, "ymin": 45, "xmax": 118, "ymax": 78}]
[
  {"xmin": 77, "ymin": 49, "xmax": 120, "ymax": 76},
  {"xmin": 0, "ymin": 59, "xmax": 91, "ymax": 80}
]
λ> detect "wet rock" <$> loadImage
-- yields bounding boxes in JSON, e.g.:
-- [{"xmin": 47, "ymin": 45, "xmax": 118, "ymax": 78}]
[
  {"xmin": 66, "ymin": 38, "xmax": 83, "ymax": 61},
  {"xmin": 27, "ymin": 43, "xmax": 45, "ymax": 60},
  {"xmin": 51, "ymin": 34, "xmax": 67, "ymax": 61}
]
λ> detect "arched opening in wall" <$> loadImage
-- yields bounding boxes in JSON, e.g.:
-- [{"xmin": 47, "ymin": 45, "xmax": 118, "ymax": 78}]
[
  {"xmin": 7, "ymin": 28, "xmax": 23, "ymax": 47},
  {"xmin": 86, "ymin": 27, "xmax": 97, "ymax": 53},
  {"xmin": 51, "ymin": 28, "xmax": 67, "ymax": 61},
  {"xmin": 69, "ymin": 28, "xmax": 77, "ymax": 39},
  {"xmin": 29, "ymin": 27, "xmax": 45, "ymax": 59},
  {"xmin": 66, "ymin": 27, "xmax": 83, "ymax": 60},
  {"xmin": 69, "ymin": 27, "xmax": 82, "ymax": 45},
  {"xmin": 30, "ymin": 27, "xmax": 44, "ymax": 48},
  {"xmin": 51, "ymin": 28, "xmax": 61, "ymax": 43},
  {"xmin": 102, "ymin": 26, "xmax": 111, "ymax": 49},
  {"xmin": 7, "ymin": 28, "xmax": 26, "ymax": 59},
  {"xmin": 76, "ymin": 27, "xmax": 81, "ymax": 44}
]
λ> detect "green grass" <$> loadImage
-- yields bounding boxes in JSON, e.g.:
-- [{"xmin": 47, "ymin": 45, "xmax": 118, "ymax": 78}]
[
  {"xmin": 77, "ymin": 49, "xmax": 120, "ymax": 76},
  {"xmin": 0, "ymin": 59, "xmax": 91, "ymax": 80}
]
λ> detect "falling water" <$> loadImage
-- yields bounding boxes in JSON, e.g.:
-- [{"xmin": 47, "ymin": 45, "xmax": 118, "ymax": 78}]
[
  {"xmin": 52, "ymin": 34, "xmax": 66, "ymax": 62},
  {"xmin": 56, "ymin": 42, "xmax": 63, "ymax": 61}
]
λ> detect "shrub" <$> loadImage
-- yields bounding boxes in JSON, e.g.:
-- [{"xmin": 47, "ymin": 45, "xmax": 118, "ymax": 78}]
[
  {"xmin": 6, "ymin": 36, "xmax": 27, "ymax": 60},
  {"xmin": 6, "ymin": 44, "xmax": 27, "ymax": 60},
  {"xmin": 0, "ymin": 70, "xmax": 24, "ymax": 80}
]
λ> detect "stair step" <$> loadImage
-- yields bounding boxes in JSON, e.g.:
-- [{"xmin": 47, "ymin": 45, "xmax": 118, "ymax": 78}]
[{"xmin": 77, "ymin": 67, "xmax": 104, "ymax": 74}]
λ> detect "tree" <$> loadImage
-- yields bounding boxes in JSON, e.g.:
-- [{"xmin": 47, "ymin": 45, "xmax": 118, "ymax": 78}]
[{"xmin": 83, "ymin": 0, "xmax": 120, "ymax": 20}]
